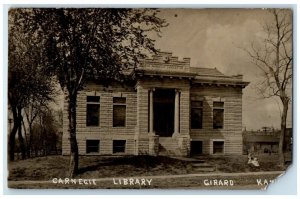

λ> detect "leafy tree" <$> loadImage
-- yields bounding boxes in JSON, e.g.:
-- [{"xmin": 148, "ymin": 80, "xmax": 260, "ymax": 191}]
[
  {"xmin": 14, "ymin": 8, "xmax": 167, "ymax": 177},
  {"xmin": 245, "ymin": 9, "xmax": 292, "ymax": 166},
  {"xmin": 8, "ymin": 10, "xmax": 56, "ymax": 161}
]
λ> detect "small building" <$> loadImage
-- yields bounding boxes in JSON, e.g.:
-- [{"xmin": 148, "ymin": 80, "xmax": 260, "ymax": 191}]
[
  {"xmin": 243, "ymin": 127, "xmax": 293, "ymax": 156},
  {"xmin": 62, "ymin": 52, "xmax": 249, "ymax": 156},
  {"xmin": 243, "ymin": 133, "xmax": 279, "ymax": 155}
]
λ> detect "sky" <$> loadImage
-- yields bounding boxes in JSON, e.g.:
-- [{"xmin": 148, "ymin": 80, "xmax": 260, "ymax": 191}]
[{"xmin": 150, "ymin": 8, "xmax": 292, "ymax": 130}]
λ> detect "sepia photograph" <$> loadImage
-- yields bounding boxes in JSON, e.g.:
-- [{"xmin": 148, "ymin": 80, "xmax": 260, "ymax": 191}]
[{"xmin": 7, "ymin": 8, "xmax": 293, "ymax": 190}]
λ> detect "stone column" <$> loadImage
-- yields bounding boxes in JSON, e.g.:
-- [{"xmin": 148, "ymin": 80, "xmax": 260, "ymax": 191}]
[
  {"xmin": 148, "ymin": 88, "xmax": 158, "ymax": 155},
  {"xmin": 173, "ymin": 89, "xmax": 180, "ymax": 137},
  {"xmin": 149, "ymin": 88, "xmax": 154, "ymax": 134}
]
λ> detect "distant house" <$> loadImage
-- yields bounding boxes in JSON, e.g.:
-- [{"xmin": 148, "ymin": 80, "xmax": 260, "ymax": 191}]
[
  {"xmin": 243, "ymin": 132, "xmax": 279, "ymax": 155},
  {"xmin": 62, "ymin": 52, "xmax": 249, "ymax": 156},
  {"xmin": 243, "ymin": 127, "xmax": 293, "ymax": 155}
]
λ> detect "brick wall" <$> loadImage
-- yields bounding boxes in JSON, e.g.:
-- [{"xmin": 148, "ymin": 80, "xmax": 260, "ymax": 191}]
[
  {"xmin": 62, "ymin": 83, "xmax": 137, "ymax": 155},
  {"xmin": 190, "ymin": 85, "xmax": 243, "ymax": 155},
  {"xmin": 62, "ymin": 80, "xmax": 244, "ymax": 156}
]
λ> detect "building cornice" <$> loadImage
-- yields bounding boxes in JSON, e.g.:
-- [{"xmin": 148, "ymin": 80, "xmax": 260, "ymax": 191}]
[{"xmin": 134, "ymin": 68, "xmax": 197, "ymax": 79}]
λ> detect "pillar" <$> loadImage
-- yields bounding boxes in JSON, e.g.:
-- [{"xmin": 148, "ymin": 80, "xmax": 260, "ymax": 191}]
[
  {"xmin": 149, "ymin": 88, "xmax": 154, "ymax": 134},
  {"xmin": 173, "ymin": 89, "xmax": 180, "ymax": 137},
  {"xmin": 148, "ymin": 88, "xmax": 158, "ymax": 155}
]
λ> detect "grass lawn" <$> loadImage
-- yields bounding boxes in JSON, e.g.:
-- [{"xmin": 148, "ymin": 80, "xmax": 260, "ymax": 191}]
[
  {"xmin": 7, "ymin": 155, "xmax": 289, "ymax": 189},
  {"xmin": 199, "ymin": 155, "xmax": 290, "ymax": 173},
  {"xmin": 9, "ymin": 155, "xmax": 191, "ymax": 181}
]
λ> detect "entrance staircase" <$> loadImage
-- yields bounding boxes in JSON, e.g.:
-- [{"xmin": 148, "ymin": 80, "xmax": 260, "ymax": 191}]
[
  {"xmin": 158, "ymin": 138, "xmax": 216, "ymax": 172},
  {"xmin": 169, "ymin": 156, "xmax": 216, "ymax": 172},
  {"xmin": 189, "ymin": 156, "xmax": 216, "ymax": 172},
  {"xmin": 191, "ymin": 161, "xmax": 215, "ymax": 172}
]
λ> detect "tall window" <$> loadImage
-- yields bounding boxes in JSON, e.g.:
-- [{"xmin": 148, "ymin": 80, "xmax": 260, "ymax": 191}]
[
  {"xmin": 191, "ymin": 101, "xmax": 203, "ymax": 129},
  {"xmin": 113, "ymin": 97, "xmax": 126, "ymax": 127},
  {"xmin": 213, "ymin": 102, "xmax": 224, "ymax": 129},
  {"xmin": 86, "ymin": 96, "xmax": 100, "ymax": 126}
]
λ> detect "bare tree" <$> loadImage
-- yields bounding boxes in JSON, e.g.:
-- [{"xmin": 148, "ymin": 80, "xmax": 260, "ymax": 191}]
[{"xmin": 245, "ymin": 9, "xmax": 292, "ymax": 166}]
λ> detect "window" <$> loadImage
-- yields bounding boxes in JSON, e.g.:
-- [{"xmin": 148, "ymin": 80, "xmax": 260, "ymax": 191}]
[
  {"xmin": 190, "ymin": 141, "xmax": 203, "ymax": 155},
  {"xmin": 191, "ymin": 101, "xmax": 203, "ymax": 129},
  {"xmin": 113, "ymin": 97, "xmax": 126, "ymax": 127},
  {"xmin": 213, "ymin": 141, "xmax": 224, "ymax": 154},
  {"xmin": 86, "ymin": 140, "xmax": 100, "ymax": 153},
  {"xmin": 213, "ymin": 102, "xmax": 224, "ymax": 129},
  {"xmin": 113, "ymin": 140, "xmax": 126, "ymax": 153},
  {"xmin": 86, "ymin": 96, "xmax": 100, "ymax": 126}
]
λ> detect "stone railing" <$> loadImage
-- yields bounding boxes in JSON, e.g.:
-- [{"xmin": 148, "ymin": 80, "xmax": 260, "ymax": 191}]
[{"xmin": 140, "ymin": 52, "xmax": 191, "ymax": 71}]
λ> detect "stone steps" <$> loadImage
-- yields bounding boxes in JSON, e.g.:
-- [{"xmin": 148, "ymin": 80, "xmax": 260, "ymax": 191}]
[
  {"xmin": 192, "ymin": 163, "xmax": 212, "ymax": 167},
  {"xmin": 173, "ymin": 157, "xmax": 206, "ymax": 163},
  {"xmin": 193, "ymin": 167, "xmax": 215, "ymax": 172},
  {"xmin": 191, "ymin": 161, "xmax": 215, "ymax": 172}
]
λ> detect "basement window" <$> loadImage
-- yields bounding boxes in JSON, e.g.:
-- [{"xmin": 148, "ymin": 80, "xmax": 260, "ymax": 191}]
[
  {"xmin": 86, "ymin": 140, "xmax": 100, "ymax": 153},
  {"xmin": 113, "ymin": 140, "xmax": 126, "ymax": 153},
  {"xmin": 213, "ymin": 141, "xmax": 224, "ymax": 154}
]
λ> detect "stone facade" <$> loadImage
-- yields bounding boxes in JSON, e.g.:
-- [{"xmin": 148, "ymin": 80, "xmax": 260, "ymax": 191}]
[{"xmin": 62, "ymin": 52, "xmax": 249, "ymax": 156}]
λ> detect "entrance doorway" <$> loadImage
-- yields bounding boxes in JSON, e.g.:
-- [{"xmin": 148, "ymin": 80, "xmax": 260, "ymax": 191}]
[
  {"xmin": 153, "ymin": 89, "xmax": 175, "ymax": 137},
  {"xmin": 190, "ymin": 141, "xmax": 203, "ymax": 155}
]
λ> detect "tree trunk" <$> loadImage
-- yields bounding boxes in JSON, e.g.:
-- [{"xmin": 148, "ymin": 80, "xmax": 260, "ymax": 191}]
[
  {"xmin": 9, "ymin": 122, "xmax": 18, "ymax": 161},
  {"xmin": 17, "ymin": 107, "xmax": 26, "ymax": 159},
  {"xmin": 28, "ymin": 123, "xmax": 32, "ymax": 158},
  {"xmin": 278, "ymin": 99, "xmax": 289, "ymax": 167},
  {"xmin": 35, "ymin": 148, "xmax": 38, "ymax": 157},
  {"xmin": 43, "ymin": 126, "xmax": 47, "ymax": 156},
  {"xmin": 8, "ymin": 106, "xmax": 19, "ymax": 161},
  {"xmin": 68, "ymin": 93, "xmax": 79, "ymax": 177},
  {"xmin": 22, "ymin": 119, "xmax": 30, "ymax": 158}
]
